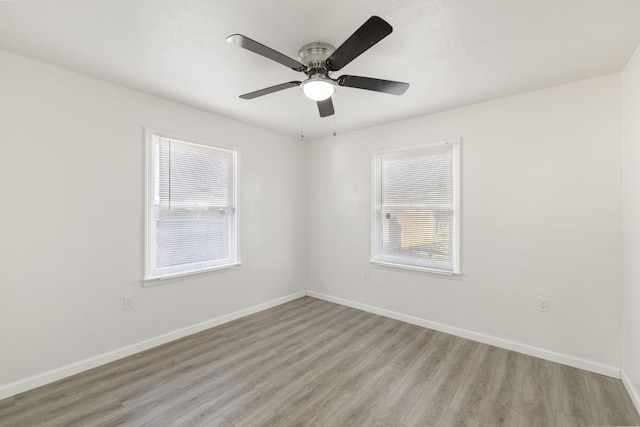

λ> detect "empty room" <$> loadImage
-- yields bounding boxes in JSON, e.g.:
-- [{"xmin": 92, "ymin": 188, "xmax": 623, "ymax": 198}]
[{"xmin": 2, "ymin": 0, "xmax": 640, "ymax": 426}]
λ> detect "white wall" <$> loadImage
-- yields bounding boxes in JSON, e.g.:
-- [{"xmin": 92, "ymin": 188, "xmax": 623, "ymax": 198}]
[
  {"xmin": 0, "ymin": 50, "xmax": 306, "ymax": 392},
  {"xmin": 307, "ymin": 74, "xmax": 623, "ymax": 371},
  {"xmin": 622, "ymin": 43, "xmax": 640, "ymax": 408}
]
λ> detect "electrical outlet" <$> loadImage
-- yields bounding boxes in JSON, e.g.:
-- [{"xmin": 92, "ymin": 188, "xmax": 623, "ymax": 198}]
[
  {"xmin": 364, "ymin": 270, "xmax": 370, "ymax": 280},
  {"xmin": 123, "ymin": 295, "xmax": 134, "ymax": 310},
  {"xmin": 538, "ymin": 297, "xmax": 550, "ymax": 312}
]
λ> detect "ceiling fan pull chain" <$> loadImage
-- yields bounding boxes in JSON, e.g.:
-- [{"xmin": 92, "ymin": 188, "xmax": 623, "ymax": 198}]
[
  {"xmin": 300, "ymin": 90, "xmax": 305, "ymax": 139},
  {"xmin": 333, "ymin": 112, "xmax": 337, "ymax": 137}
]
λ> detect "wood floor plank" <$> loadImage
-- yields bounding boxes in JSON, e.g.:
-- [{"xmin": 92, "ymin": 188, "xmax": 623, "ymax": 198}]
[
  {"xmin": 1, "ymin": 296, "xmax": 639, "ymax": 427},
  {"xmin": 517, "ymin": 401, "xmax": 555, "ymax": 427},
  {"xmin": 371, "ymin": 331, "xmax": 458, "ymax": 426},
  {"xmin": 474, "ymin": 400, "xmax": 519, "ymax": 427},
  {"xmin": 554, "ymin": 409, "xmax": 589, "ymax": 427},
  {"xmin": 552, "ymin": 364, "xmax": 595, "ymax": 426},
  {"xmin": 201, "ymin": 415, "xmax": 234, "ymax": 427},
  {"xmin": 403, "ymin": 338, "xmax": 481, "ymax": 426},
  {"xmin": 141, "ymin": 381, "xmax": 255, "ymax": 427},
  {"xmin": 388, "ymin": 326, "xmax": 436, "ymax": 373},
  {"xmin": 280, "ymin": 376, "xmax": 356, "ymax": 426},
  {"xmin": 265, "ymin": 305, "xmax": 366, "ymax": 356},
  {"xmin": 448, "ymin": 343, "xmax": 492, "ymax": 406},
  {"xmin": 584, "ymin": 371, "xmax": 640, "ymax": 426},
  {"xmin": 320, "ymin": 365, "xmax": 405, "ymax": 426},
  {"xmin": 266, "ymin": 349, "xmax": 361, "ymax": 415},
  {"xmin": 362, "ymin": 415, "xmax": 393, "ymax": 427},
  {"xmin": 2, "ymin": 394, "xmax": 121, "ymax": 427},
  {"xmin": 6, "ymin": 365, "xmax": 166, "ymax": 423},
  {"xmin": 282, "ymin": 351, "xmax": 396, "ymax": 425},
  {"xmin": 219, "ymin": 383, "xmax": 308, "ymax": 427},
  {"xmin": 376, "ymin": 321, "xmax": 422, "ymax": 361},
  {"xmin": 347, "ymin": 316, "xmax": 402, "ymax": 354},
  {"xmin": 270, "ymin": 342, "xmax": 384, "ymax": 418},
  {"xmin": 439, "ymin": 408, "xmax": 480, "ymax": 427},
  {"xmin": 449, "ymin": 344, "xmax": 510, "ymax": 421},
  {"xmin": 249, "ymin": 333, "xmax": 355, "ymax": 397},
  {"xmin": 232, "ymin": 407, "xmax": 283, "ymax": 427},
  {"xmin": 165, "ymin": 383, "xmax": 263, "ymax": 426},
  {"xmin": 109, "ymin": 333, "xmax": 263, "ymax": 406},
  {"xmin": 521, "ymin": 354, "xmax": 558, "ymax": 409},
  {"xmin": 90, "ymin": 372, "xmax": 225, "ymax": 426},
  {"xmin": 494, "ymin": 349, "xmax": 527, "ymax": 408},
  {"xmin": 42, "ymin": 396, "xmax": 123, "ymax": 427},
  {"xmin": 0, "ymin": 396, "xmax": 15, "ymax": 410}
]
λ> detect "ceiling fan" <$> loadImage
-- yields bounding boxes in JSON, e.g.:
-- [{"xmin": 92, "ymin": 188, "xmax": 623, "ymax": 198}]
[{"xmin": 226, "ymin": 16, "xmax": 409, "ymax": 118}]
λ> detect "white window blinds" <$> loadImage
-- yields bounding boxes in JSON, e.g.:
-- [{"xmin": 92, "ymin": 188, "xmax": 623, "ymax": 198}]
[
  {"xmin": 373, "ymin": 140, "xmax": 460, "ymax": 274},
  {"xmin": 146, "ymin": 134, "xmax": 237, "ymax": 280}
]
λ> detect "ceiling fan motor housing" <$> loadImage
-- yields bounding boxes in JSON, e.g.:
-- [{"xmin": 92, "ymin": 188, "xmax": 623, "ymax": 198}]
[{"xmin": 298, "ymin": 42, "xmax": 336, "ymax": 75}]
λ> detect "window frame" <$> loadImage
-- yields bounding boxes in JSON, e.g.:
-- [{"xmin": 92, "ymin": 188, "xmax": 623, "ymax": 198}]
[
  {"xmin": 370, "ymin": 138, "xmax": 461, "ymax": 275},
  {"xmin": 143, "ymin": 128, "xmax": 240, "ymax": 283}
]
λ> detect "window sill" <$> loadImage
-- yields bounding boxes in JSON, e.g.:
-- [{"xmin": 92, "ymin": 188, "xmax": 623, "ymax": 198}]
[
  {"xmin": 143, "ymin": 262, "xmax": 242, "ymax": 286},
  {"xmin": 370, "ymin": 260, "xmax": 460, "ymax": 276}
]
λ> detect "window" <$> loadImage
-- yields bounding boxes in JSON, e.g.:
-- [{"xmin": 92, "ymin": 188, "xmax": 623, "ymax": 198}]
[
  {"xmin": 145, "ymin": 131, "xmax": 238, "ymax": 280},
  {"xmin": 372, "ymin": 139, "xmax": 461, "ymax": 274}
]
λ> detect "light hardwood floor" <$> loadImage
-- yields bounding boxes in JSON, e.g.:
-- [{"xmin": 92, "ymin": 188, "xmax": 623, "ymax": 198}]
[{"xmin": 1, "ymin": 296, "xmax": 638, "ymax": 426}]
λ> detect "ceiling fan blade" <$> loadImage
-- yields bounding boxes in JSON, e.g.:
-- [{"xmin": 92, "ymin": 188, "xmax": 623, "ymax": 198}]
[
  {"xmin": 337, "ymin": 75, "xmax": 409, "ymax": 95},
  {"xmin": 317, "ymin": 98, "xmax": 335, "ymax": 117},
  {"xmin": 227, "ymin": 34, "xmax": 306, "ymax": 72},
  {"xmin": 239, "ymin": 81, "xmax": 301, "ymax": 99},
  {"xmin": 324, "ymin": 16, "xmax": 393, "ymax": 72}
]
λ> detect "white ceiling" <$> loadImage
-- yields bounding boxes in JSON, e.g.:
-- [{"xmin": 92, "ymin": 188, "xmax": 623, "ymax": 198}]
[{"xmin": 2, "ymin": 0, "xmax": 640, "ymax": 141}]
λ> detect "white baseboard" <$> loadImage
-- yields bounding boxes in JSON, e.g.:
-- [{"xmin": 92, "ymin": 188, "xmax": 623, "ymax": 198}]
[
  {"xmin": 0, "ymin": 291, "xmax": 306, "ymax": 401},
  {"xmin": 622, "ymin": 370, "xmax": 640, "ymax": 415},
  {"xmin": 306, "ymin": 290, "xmax": 621, "ymax": 379}
]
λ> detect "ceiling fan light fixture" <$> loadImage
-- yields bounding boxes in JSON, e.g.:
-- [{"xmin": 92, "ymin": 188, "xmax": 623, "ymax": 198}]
[{"xmin": 301, "ymin": 77, "xmax": 336, "ymax": 101}]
